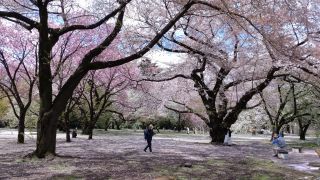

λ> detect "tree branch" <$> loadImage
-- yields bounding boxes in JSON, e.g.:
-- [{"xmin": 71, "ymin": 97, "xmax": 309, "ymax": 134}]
[{"xmin": 87, "ymin": 1, "xmax": 196, "ymax": 70}]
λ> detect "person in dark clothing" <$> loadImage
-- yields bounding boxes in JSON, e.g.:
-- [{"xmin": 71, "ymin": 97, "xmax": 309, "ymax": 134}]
[{"xmin": 144, "ymin": 124, "xmax": 155, "ymax": 152}]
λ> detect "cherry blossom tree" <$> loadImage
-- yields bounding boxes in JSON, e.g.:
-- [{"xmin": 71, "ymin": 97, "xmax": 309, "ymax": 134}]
[
  {"xmin": 0, "ymin": 23, "xmax": 37, "ymax": 143},
  {"xmin": 0, "ymin": 0, "xmax": 197, "ymax": 157},
  {"xmin": 79, "ymin": 67, "xmax": 134, "ymax": 139},
  {"xmin": 260, "ymin": 79, "xmax": 313, "ymax": 137},
  {"xmin": 295, "ymin": 82, "xmax": 320, "ymax": 140},
  {"xmin": 141, "ymin": 25, "xmax": 279, "ymax": 143},
  {"xmin": 137, "ymin": 0, "xmax": 320, "ymax": 143}
]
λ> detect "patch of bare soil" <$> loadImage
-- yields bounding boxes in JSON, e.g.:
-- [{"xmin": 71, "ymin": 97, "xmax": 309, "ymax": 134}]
[{"xmin": 0, "ymin": 130, "xmax": 319, "ymax": 179}]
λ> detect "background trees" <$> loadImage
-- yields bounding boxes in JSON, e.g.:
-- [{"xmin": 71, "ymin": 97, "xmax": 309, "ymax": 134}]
[
  {"xmin": 79, "ymin": 68, "xmax": 134, "ymax": 139},
  {"xmin": 260, "ymin": 78, "xmax": 320, "ymax": 139},
  {"xmin": 0, "ymin": 24, "xmax": 37, "ymax": 143}
]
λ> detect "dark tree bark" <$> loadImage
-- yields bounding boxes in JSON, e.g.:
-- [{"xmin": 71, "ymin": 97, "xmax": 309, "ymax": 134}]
[
  {"xmin": 66, "ymin": 128, "xmax": 71, "ymax": 142},
  {"xmin": 298, "ymin": 118, "xmax": 311, "ymax": 140},
  {"xmin": 18, "ymin": 111, "xmax": 27, "ymax": 143},
  {"xmin": 209, "ymin": 124, "xmax": 228, "ymax": 144},
  {"xmin": 299, "ymin": 129, "xmax": 307, "ymax": 140},
  {"xmin": 81, "ymin": 108, "xmax": 90, "ymax": 135},
  {"xmin": 105, "ymin": 121, "xmax": 111, "ymax": 131},
  {"xmin": 115, "ymin": 121, "xmax": 121, "ymax": 130},
  {"xmin": 88, "ymin": 124, "xmax": 94, "ymax": 140},
  {"xmin": 64, "ymin": 112, "xmax": 71, "ymax": 142}
]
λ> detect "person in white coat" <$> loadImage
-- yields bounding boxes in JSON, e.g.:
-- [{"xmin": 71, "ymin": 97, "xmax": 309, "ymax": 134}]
[{"xmin": 224, "ymin": 128, "xmax": 232, "ymax": 146}]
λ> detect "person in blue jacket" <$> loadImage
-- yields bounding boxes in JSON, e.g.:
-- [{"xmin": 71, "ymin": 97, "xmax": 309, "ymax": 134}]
[
  {"xmin": 272, "ymin": 133, "xmax": 286, "ymax": 157},
  {"xmin": 144, "ymin": 124, "xmax": 155, "ymax": 152}
]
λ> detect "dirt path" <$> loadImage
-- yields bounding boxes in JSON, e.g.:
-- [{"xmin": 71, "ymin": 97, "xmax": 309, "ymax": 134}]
[{"xmin": 0, "ymin": 129, "xmax": 319, "ymax": 179}]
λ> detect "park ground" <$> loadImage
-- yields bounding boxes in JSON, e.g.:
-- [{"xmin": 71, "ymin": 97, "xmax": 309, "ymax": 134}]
[{"xmin": 0, "ymin": 129, "xmax": 319, "ymax": 180}]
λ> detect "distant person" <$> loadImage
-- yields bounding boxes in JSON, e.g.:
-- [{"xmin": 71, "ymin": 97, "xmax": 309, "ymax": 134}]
[
  {"xmin": 144, "ymin": 124, "xmax": 155, "ymax": 152},
  {"xmin": 251, "ymin": 127, "xmax": 256, "ymax": 135},
  {"xmin": 279, "ymin": 131, "xmax": 284, "ymax": 137},
  {"xmin": 224, "ymin": 128, "xmax": 232, "ymax": 146},
  {"xmin": 272, "ymin": 133, "xmax": 286, "ymax": 157},
  {"xmin": 186, "ymin": 127, "xmax": 190, "ymax": 134},
  {"xmin": 72, "ymin": 128, "xmax": 77, "ymax": 138}
]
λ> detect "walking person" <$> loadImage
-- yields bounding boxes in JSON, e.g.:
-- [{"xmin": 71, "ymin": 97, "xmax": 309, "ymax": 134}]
[{"xmin": 144, "ymin": 124, "xmax": 155, "ymax": 152}]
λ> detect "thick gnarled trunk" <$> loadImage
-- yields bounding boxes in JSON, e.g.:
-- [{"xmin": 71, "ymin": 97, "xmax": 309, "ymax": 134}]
[
  {"xmin": 35, "ymin": 5, "xmax": 55, "ymax": 157},
  {"xmin": 34, "ymin": 68, "xmax": 88, "ymax": 157},
  {"xmin": 209, "ymin": 126, "xmax": 227, "ymax": 144},
  {"xmin": 208, "ymin": 118, "xmax": 228, "ymax": 144},
  {"xmin": 35, "ymin": 112, "xmax": 58, "ymax": 157}
]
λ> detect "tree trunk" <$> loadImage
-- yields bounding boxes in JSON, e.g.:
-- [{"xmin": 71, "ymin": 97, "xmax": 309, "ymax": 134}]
[
  {"xmin": 274, "ymin": 124, "xmax": 281, "ymax": 134},
  {"xmin": 86, "ymin": 120, "xmax": 95, "ymax": 139},
  {"xmin": 83, "ymin": 117, "xmax": 97, "ymax": 139},
  {"xmin": 298, "ymin": 118, "xmax": 311, "ymax": 141},
  {"xmin": 17, "ymin": 111, "xmax": 26, "ymax": 144},
  {"xmin": 88, "ymin": 126, "xmax": 93, "ymax": 140},
  {"xmin": 299, "ymin": 125, "xmax": 309, "ymax": 140},
  {"xmin": 299, "ymin": 130, "xmax": 306, "ymax": 140},
  {"xmin": 34, "ymin": 5, "xmax": 56, "ymax": 158},
  {"xmin": 275, "ymin": 126, "xmax": 281, "ymax": 134},
  {"xmin": 64, "ymin": 112, "xmax": 71, "ymax": 142},
  {"xmin": 116, "ymin": 122, "xmax": 121, "ymax": 130},
  {"xmin": 209, "ymin": 125, "xmax": 228, "ymax": 144},
  {"xmin": 35, "ymin": 112, "xmax": 58, "ymax": 158},
  {"xmin": 105, "ymin": 121, "xmax": 110, "ymax": 131},
  {"xmin": 285, "ymin": 125, "xmax": 290, "ymax": 134},
  {"xmin": 66, "ymin": 128, "xmax": 71, "ymax": 142},
  {"xmin": 82, "ymin": 118, "xmax": 91, "ymax": 135}
]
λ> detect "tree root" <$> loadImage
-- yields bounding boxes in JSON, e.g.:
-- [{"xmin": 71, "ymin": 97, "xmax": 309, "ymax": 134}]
[{"xmin": 23, "ymin": 151, "xmax": 57, "ymax": 160}]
